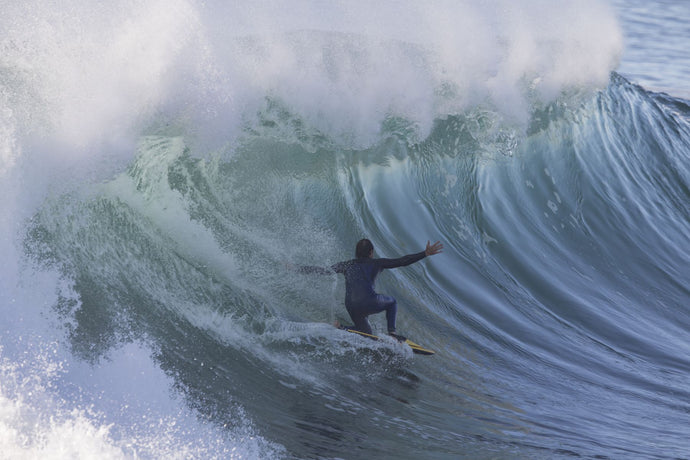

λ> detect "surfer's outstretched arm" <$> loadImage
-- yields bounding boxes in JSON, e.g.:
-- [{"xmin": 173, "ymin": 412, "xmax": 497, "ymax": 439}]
[{"xmin": 376, "ymin": 240, "xmax": 444, "ymax": 269}]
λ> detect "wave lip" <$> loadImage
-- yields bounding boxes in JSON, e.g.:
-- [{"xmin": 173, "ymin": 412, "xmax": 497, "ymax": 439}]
[{"xmin": 1, "ymin": 0, "xmax": 622, "ymax": 155}]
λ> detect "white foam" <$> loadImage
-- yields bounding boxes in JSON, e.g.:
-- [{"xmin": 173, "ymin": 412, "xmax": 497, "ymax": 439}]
[
  {"xmin": 0, "ymin": 337, "xmax": 283, "ymax": 459},
  {"xmin": 1, "ymin": 0, "xmax": 623, "ymax": 157}
]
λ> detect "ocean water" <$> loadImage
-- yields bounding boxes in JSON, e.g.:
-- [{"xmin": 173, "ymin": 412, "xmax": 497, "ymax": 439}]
[{"xmin": 1, "ymin": 1, "xmax": 689, "ymax": 459}]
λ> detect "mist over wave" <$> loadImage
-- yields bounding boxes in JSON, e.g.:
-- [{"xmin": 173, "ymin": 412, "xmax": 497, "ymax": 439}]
[
  {"xmin": 7, "ymin": 1, "xmax": 690, "ymax": 459},
  {"xmin": 2, "ymin": 0, "xmax": 621, "ymax": 157}
]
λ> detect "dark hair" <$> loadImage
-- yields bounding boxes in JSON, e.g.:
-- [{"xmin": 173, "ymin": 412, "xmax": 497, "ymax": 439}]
[{"xmin": 355, "ymin": 239, "xmax": 374, "ymax": 258}]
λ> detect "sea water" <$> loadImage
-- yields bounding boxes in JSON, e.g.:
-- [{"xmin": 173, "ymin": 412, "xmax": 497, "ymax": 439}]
[{"xmin": 1, "ymin": 1, "xmax": 689, "ymax": 458}]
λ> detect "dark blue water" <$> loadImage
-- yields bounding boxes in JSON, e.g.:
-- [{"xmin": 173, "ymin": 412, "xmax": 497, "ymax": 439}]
[{"xmin": 2, "ymin": 1, "xmax": 689, "ymax": 458}]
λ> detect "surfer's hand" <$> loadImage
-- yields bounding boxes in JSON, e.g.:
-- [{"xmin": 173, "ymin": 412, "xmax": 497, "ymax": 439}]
[{"xmin": 425, "ymin": 240, "xmax": 443, "ymax": 256}]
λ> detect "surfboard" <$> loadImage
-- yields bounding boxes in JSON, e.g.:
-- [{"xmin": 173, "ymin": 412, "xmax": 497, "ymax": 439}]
[{"xmin": 338, "ymin": 326, "xmax": 435, "ymax": 355}]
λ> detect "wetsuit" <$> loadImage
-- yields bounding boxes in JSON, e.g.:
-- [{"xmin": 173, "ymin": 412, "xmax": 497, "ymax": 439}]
[{"xmin": 303, "ymin": 251, "xmax": 427, "ymax": 334}]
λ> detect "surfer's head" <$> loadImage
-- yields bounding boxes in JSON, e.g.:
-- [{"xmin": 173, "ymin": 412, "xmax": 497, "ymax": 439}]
[{"xmin": 355, "ymin": 239, "xmax": 374, "ymax": 258}]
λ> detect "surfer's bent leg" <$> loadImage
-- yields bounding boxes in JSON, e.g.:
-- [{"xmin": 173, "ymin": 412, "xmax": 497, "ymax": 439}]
[
  {"xmin": 374, "ymin": 294, "xmax": 397, "ymax": 334},
  {"xmin": 346, "ymin": 304, "xmax": 373, "ymax": 335},
  {"xmin": 347, "ymin": 295, "xmax": 397, "ymax": 335}
]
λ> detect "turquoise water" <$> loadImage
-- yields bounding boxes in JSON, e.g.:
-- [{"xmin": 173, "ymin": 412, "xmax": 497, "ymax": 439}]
[{"xmin": 2, "ymin": 1, "xmax": 689, "ymax": 458}]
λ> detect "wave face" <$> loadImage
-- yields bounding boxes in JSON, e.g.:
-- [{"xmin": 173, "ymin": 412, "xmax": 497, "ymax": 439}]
[{"xmin": 3, "ymin": 0, "xmax": 690, "ymax": 458}]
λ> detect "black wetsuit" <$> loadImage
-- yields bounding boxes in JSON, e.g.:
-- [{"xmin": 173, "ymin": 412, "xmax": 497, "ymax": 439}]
[{"xmin": 303, "ymin": 251, "xmax": 427, "ymax": 334}]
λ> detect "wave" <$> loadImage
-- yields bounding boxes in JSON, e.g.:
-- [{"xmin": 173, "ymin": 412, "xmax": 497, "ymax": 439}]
[
  {"xmin": 5, "ymin": 0, "xmax": 690, "ymax": 458},
  {"xmin": 17, "ymin": 72, "xmax": 690, "ymax": 458}
]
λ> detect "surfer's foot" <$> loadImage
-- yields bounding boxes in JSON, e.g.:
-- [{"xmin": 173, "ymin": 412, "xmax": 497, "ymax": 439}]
[
  {"xmin": 334, "ymin": 320, "xmax": 341, "ymax": 328},
  {"xmin": 388, "ymin": 332, "xmax": 407, "ymax": 342}
]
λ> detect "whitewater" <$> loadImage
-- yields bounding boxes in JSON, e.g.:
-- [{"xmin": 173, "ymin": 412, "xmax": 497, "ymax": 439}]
[{"xmin": 1, "ymin": 0, "xmax": 689, "ymax": 458}]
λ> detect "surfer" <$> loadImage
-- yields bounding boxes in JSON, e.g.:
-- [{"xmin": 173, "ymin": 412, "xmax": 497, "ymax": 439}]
[{"xmin": 299, "ymin": 239, "xmax": 443, "ymax": 339}]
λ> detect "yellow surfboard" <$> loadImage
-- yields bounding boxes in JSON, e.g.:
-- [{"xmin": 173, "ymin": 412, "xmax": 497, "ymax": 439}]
[{"xmin": 338, "ymin": 326, "xmax": 435, "ymax": 355}]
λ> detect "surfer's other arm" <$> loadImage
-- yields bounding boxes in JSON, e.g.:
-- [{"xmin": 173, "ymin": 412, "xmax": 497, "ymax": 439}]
[{"xmin": 295, "ymin": 264, "xmax": 335, "ymax": 275}]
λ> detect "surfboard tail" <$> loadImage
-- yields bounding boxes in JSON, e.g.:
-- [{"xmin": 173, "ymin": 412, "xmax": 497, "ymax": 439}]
[
  {"xmin": 404, "ymin": 339, "xmax": 435, "ymax": 355},
  {"xmin": 338, "ymin": 325, "xmax": 435, "ymax": 355}
]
